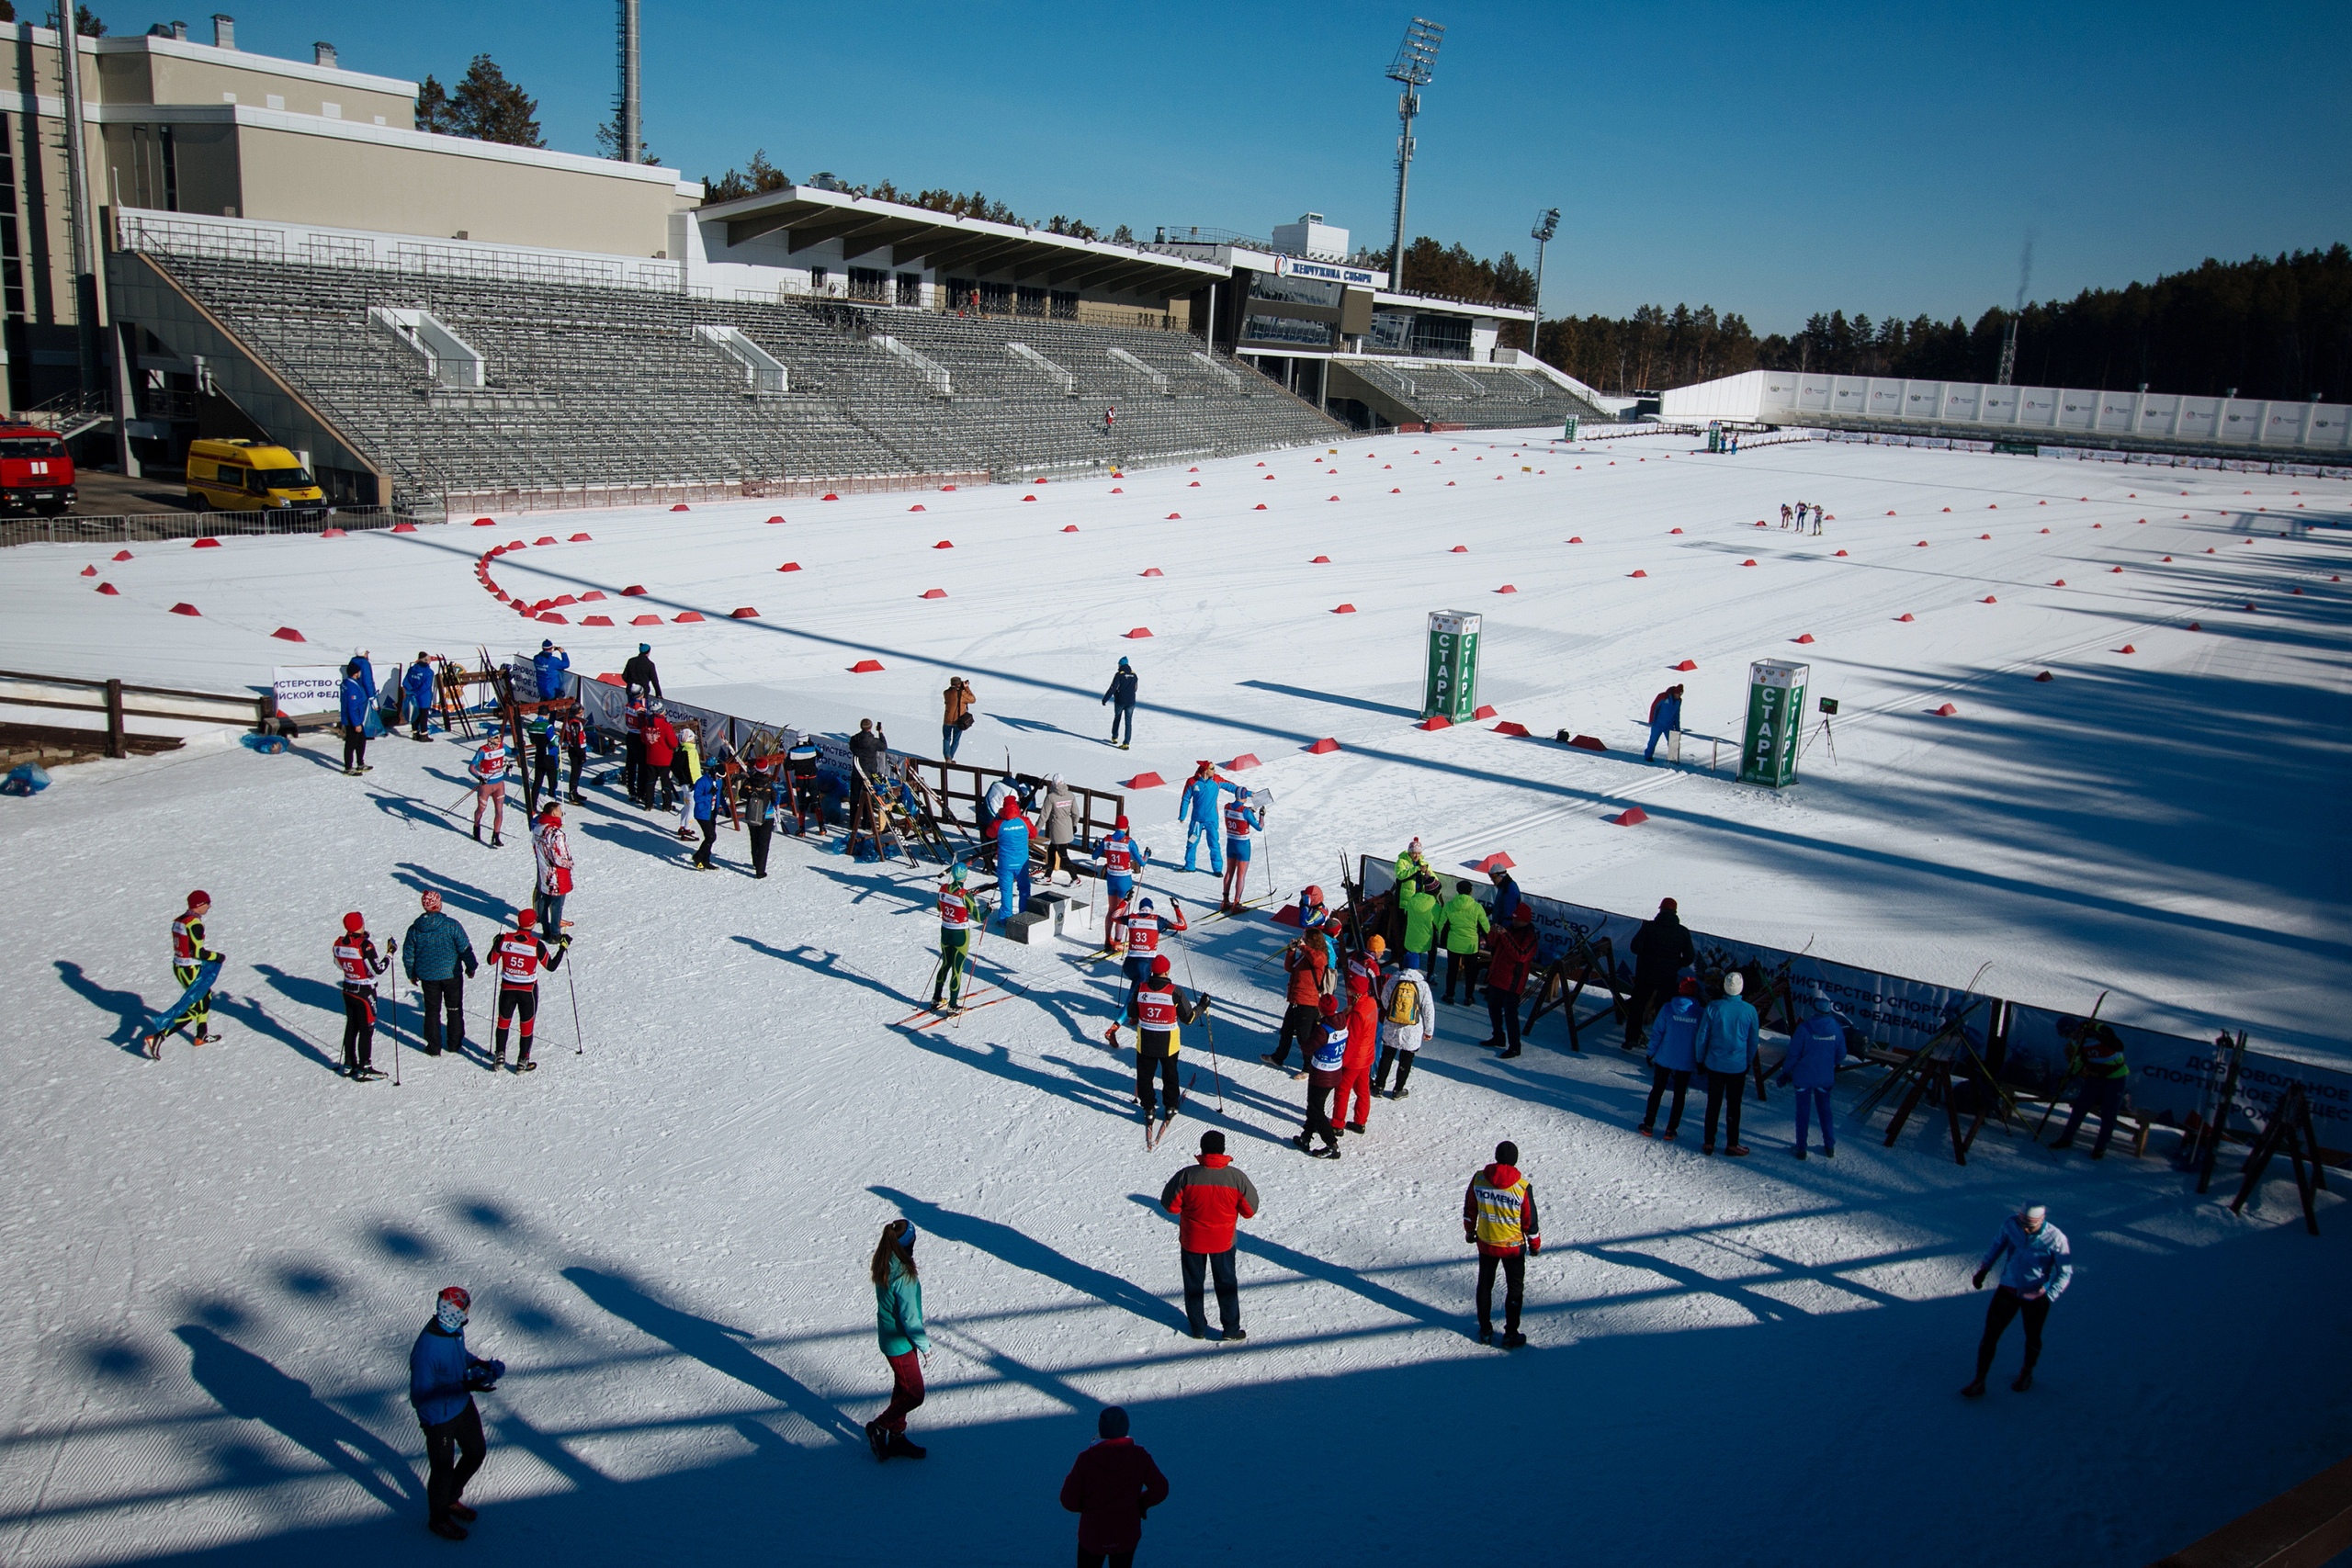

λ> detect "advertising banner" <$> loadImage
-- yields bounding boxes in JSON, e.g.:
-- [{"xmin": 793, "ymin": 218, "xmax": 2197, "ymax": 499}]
[
  {"xmin": 1421, "ymin": 611, "xmax": 1481, "ymax": 722},
  {"xmin": 1740, "ymin": 660, "xmax": 1807, "ymax": 786},
  {"xmin": 272, "ymin": 665, "xmax": 344, "ymax": 716},
  {"xmin": 2007, "ymin": 1004, "xmax": 2352, "ymax": 1151}
]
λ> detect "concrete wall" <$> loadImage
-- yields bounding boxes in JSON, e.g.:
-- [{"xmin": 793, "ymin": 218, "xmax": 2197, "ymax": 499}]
[{"xmin": 1663, "ymin": 367, "xmax": 2352, "ymax": 453}]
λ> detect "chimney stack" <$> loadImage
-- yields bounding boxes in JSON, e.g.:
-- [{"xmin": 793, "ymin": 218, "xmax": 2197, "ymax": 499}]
[
  {"xmin": 171, "ymin": 19, "xmax": 187, "ymax": 39},
  {"xmin": 210, "ymin": 13, "xmax": 234, "ymax": 49},
  {"xmin": 312, "ymin": 40, "xmax": 335, "ymax": 67}
]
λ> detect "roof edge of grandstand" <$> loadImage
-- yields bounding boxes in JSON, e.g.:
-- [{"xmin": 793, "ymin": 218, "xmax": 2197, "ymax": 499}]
[
  {"xmin": 700, "ymin": 184, "xmax": 1227, "ymax": 283},
  {"xmin": 4, "ymin": 19, "xmax": 420, "ymax": 96}
]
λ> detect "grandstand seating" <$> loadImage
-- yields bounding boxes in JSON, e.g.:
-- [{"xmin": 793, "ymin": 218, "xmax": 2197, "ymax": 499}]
[
  {"xmin": 1336, "ymin": 356, "xmax": 1607, "ymax": 432},
  {"xmin": 138, "ymin": 251, "xmax": 1345, "ymax": 508}
]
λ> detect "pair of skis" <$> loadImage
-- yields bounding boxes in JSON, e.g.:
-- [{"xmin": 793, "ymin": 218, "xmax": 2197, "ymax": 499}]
[
  {"xmin": 1142, "ymin": 1071, "xmax": 1199, "ymax": 1151},
  {"xmin": 140, "ymin": 959, "xmax": 221, "ymax": 1057},
  {"xmin": 893, "ymin": 984, "xmax": 1017, "ymax": 1031}
]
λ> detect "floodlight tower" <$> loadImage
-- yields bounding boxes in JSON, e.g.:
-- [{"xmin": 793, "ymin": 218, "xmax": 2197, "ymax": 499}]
[
  {"xmin": 1528, "ymin": 207, "xmax": 1559, "ymax": 360},
  {"xmin": 1385, "ymin": 17, "xmax": 1444, "ymax": 294},
  {"xmin": 616, "ymin": 0, "xmax": 643, "ymax": 164}
]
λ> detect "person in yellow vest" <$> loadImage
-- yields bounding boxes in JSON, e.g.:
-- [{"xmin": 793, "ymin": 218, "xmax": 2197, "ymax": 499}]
[{"xmin": 1463, "ymin": 1139, "xmax": 1541, "ymax": 1348}]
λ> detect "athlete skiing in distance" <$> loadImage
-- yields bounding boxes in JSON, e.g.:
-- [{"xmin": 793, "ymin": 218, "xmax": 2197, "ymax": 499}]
[
  {"xmin": 332, "ymin": 911, "xmax": 394, "ymax": 1079},
  {"xmin": 469, "ymin": 732, "xmax": 511, "ymax": 847},
  {"xmin": 488, "ymin": 908, "xmax": 567, "ymax": 1073}
]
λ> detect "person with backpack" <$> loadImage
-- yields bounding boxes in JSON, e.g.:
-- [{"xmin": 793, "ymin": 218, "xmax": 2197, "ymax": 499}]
[
  {"xmin": 1060, "ymin": 1406, "xmax": 1171, "ymax": 1566},
  {"xmin": 1625, "ymin": 897, "xmax": 1696, "ymax": 1049},
  {"xmin": 332, "ymin": 911, "xmax": 393, "ymax": 1080},
  {"xmin": 1374, "ymin": 955, "xmax": 1435, "ymax": 1099},
  {"xmin": 1464, "ymin": 1140, "xmax": 1541, "ymax": 1348},
  {"xmin": 1645, "ymin": 684, "xmax": 1685, "ymax": 764},
  {"xmin": 1159, "ymin": 1130, "xmax": 1257, "ymax": 1341},
  {"xmin": 1437, "ymin": 879, "xmax": 1490, "ymax": 1005},
  {"xmin": 1696, "ymin": 972, "xmax": 1760, "ymax": 1155},
  {"xmin": 865, "ymin": 1219, "xmax": 930, "ymax": 1461},
  {"xmin": 1481, "ymin": 906, "xmax": 1540, "ymax": 1059},
  {"xmin": 941, "ymin": 676, "xmax": 976, "ymax": 761},
  {"xmin": 1637, "ymin": 976, "xmax": 1703, "ymax": 1138}
]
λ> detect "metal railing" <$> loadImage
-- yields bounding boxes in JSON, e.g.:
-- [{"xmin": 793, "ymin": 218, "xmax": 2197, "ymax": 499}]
[{"xmin": 0, "ymin": 504, "xmax": 414, "ymax": 549}]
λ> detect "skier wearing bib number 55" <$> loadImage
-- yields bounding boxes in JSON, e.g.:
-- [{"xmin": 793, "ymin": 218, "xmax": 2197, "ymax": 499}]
[{"xmin": 488, "ymin": 910, "xmax": 567, "ymax": 1073}]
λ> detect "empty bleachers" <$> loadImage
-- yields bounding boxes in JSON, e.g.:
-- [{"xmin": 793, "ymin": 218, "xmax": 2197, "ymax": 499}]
[
  {"xmin": 1336, "ymin": 356, "xmax": 1608, "ymax": 432},
  {"xmin": 135, "ymin": 248, "xmax": 1346, "ymax": 509}
]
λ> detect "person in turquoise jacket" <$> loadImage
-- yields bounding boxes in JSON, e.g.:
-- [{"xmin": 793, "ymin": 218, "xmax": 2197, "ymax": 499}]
[
  {"xmin": 1776, "ymin": 999, "xmax": 1849, "ymax": 1159},
  {"xmin": 865, "ymin": 1219, "xmax": 932, "ymax": 1462},
  {"xmin": 1638, "ymin": 976, "xmax": 1704, "ymax": 1138},
  {"xmin": 1695, "ymin": 971, "xmax": 1761, "ymax": 1155}
]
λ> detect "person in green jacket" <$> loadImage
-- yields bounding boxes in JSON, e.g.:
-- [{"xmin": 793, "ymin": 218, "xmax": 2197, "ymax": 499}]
[
  {"xmin": 1395, "ymin": 838, "xmax": 1432, "ymax": 891},
  {"xmin": 865, "ymin": 1219, "xmax": 932, "ymax": 1462},
  {"xmin": 1438, "ymin": 879, "xmax": 1491, "ymax": 1006},
  {"xmin": 1398, "ymin": 874, "xmax": 1441, "ymax": 973}
]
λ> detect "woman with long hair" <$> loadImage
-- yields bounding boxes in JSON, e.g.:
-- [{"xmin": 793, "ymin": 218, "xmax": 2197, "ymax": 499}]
[{"xmin": 865, "ymin": 1219, "xmax": 931, "ymax": 1461}]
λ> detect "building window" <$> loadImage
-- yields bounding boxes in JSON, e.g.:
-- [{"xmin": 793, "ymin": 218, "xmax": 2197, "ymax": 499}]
[
  {"xmin": 809, "ymin": 265, "xmax": 829, "ymax": 293},
  {"xmin": 0, "ymin": 113, "xmax": 21, "ymax": 321},
  {"xmin": 978, "ymin": 281, "xmax": 1012, "ymax": 314},
  {"xmin": 897, "ymin": 271, "xmax": 922, "ymax": 307},
  {"xmin": 848, "ymin": 266, "xmax": 890, "ymax": 302},
  {"xmin": 1366, "ymin": 310, "xmax": 1412, "ymax": 352},
  {"xmin": 944, "ymin": 277, "xmax": 976, "ymax": 310},
  {"xmin": 1408, "ymin": 313, "xmax": 1472, "ymax": 359},
  {"xmin": 1248, "ymin": 271, "xmax": 1340, "ymax": 309},
  {"xmin": 1243, "ymin": 313, "xmax": 1335, "ymax": 348},
  {"xmin": 1049, "ymin": 289, "xmax": 1078, "ymax": 320},
  {"xmin": 1015, "ymin": 287, "xmax": 1046, "ymax": 318}
]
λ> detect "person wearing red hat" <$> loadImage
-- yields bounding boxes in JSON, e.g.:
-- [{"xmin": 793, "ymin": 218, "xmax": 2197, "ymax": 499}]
[
  {"xmin": 162, "ymin": 890, "xmax": 222, "ymax": 1052},
  {"xmin": 1097, "ymin": 813, "xmax": 1148, "ymax": 949},
  {"xmin": 488, "ymin": 909, "xmax": 567, "ymax": 1073},
  {"xmin": 1292, "ymin": 995, "xmax": 1347, "ymax": 1157},
  {"xmin": 1331, "ymin": 972, "xmax": 1382, "ymax": 1134},
  {"xmin": 409, "ymin": 1284, "xmax": 503, "ymax": 1540},
  {"xmin": 1121, "ymin": 953, "xmax": 1209, "ymax": 1133},
  {"xmin": 1481, "ymin": 904, "xmax": 1541, "ymax": 1060},
  {"xmin": 332, "ymin": 911, "xmax": 394, "ymax": 1079}
]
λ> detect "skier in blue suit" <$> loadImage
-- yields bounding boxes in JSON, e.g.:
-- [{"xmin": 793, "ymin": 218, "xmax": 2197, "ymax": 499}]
[
  {"xmin": 993, "ymin": 794, "xmax": 1034, "ymax": 925},
  {"xmin": 1178, "ymin": 762, "xmax": 1235, "ymax": 875},
  {"xmin": 1645, "ymin": 684, "xmax": 1684, "ymax": 762},
  {"xmin": 531, "ymin": 639, "xmax": 570, "ymax": 702}
]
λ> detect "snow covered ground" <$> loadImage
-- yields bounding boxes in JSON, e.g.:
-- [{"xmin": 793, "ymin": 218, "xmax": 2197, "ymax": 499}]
[{"xmin": 0, "ymin": 428, "xmax": 2346, "ymax": 1565}]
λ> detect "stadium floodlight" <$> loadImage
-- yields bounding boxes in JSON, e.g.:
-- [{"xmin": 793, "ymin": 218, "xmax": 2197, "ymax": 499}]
[
  {"xmin": 1385, "ymin": 17, "xmax": 1444, "ymax": 293},
  {"xmin": 1528, "ymin": 207, "xmax": 1560, "ymax": 362}
]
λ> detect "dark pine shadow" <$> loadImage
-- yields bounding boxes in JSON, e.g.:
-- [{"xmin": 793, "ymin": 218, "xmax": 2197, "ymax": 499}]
[{"xmin": 172, "ymin": 1325, "xmax": 418, "ymax": 1508}]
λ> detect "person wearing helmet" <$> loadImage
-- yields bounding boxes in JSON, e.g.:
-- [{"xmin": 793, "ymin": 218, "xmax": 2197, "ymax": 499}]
[
  {"xmin": 488, "ymin": 909, "xmax": 568, "ymax": 1074},
  {"xmin": 1097, "ymin": 813, "xmax": 1149, "ymax": 949},
  {"xmin": 1121, "ymin": 953, "xmax": 1209, "ymax": 1129},
  {"xmin": 931, "ymin": 863, "xmax": 988, "ymax": 1014},
  {"xmin": 409, "ymin": 1285, "xmax": 503, "ymax": 1540},
  {"xmin": 1374, "ymin": 938, "xmax": 1436, "ymax": 1099},
  {"xmin": 332, "ymin": 910, "xmax": 395, "ymax": 1079},
  {"xmin": 1695, "ymin": 970, "xmax": 1761, "ymax": 1155},
  {"xmin": 1638, "ymin": 976, "xmax": 1705, "ymax": 1138}
]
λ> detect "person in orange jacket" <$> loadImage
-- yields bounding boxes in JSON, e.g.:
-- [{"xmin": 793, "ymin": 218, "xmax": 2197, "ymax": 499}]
[{"xmin": 1332, "ymin": 973, "xmax": 1382, "ymax": 1135}]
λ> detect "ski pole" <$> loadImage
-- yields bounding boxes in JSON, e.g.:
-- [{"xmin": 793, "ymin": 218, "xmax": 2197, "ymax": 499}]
[
  {"xmin": 1172, "ymin": 927, "xmax": 1226, "ymax": 1112},
  {"xmin": 390, "ymin": 986, "xmax": 401, "ymax": 1086},
  {"xmin": 566, "ymin": 949, "xmax": 584, "ymax": 1055}
]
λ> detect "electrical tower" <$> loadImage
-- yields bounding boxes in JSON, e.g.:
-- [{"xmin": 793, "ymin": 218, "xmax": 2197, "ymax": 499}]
[{"xmin": 1385, "ymin": 17, "xmax": 1444, "ymax": 294}]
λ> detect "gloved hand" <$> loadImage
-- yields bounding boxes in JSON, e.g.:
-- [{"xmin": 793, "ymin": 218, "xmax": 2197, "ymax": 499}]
[
  {"xmin": 463, "ymin": 1358, "xmax": 504, "ymax": 1392},
  {"xmin": 385, "ymin": 936, "xmax": 398, "ymax": 956},
  {"xmin": 1972, "ymin": 1269, "xmax": 1987, "ymax": 1290},
  {"xmin": 1528, "ymin": 1237, "xmax": 1543, "ymax": 1256}
]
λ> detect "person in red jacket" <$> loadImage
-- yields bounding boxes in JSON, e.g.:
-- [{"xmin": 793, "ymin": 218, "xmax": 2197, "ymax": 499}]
[
  {"xmin": 1159, "ymin": 1130, "xmax": 1260, "ymax": 1340},
  {"xmin": 1333, "ymin": 972, "xmax": 1381, "ymax": 1134},
  {"xmin": 1060, "ymin": 1405, "xmax": 1170, "ymax": 1568},
  {"xmin": 640, "ymin": 705, "xmax": 680, "ymax": 811},
  {"xmin": 1261, "ymin": 919, "xmax": 1330, "ymax": 1077},
  {"xmin": 1481, "ymin": 904, "xmax": 1541, "ymax": 1059}
]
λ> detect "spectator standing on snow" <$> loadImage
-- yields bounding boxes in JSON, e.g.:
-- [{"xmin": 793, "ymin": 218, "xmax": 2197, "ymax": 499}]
[
  {"xmin": 1292, "ymin": 995, "xmax": 1347, "ymax": 1158},
  {"xmin": 403, "ymin": 890, "xmax": 476, "ymax": 1058},
  {"xmin": 1061, "ymin": 1406, "xmax": 1170, "ymax": 1568},
  {"xmin": 1438, "ymin": 879, "xmax": 1490, "ymax": 1005},
  {"xmin": 993, "ymin": 792, "xmax": 1034, "ymax": 922},
  {"xmin": 941, "ymin": 677, "xmax": 975, "ymax": 761},
  {"xmin": 1481, "ymin": 906, "xmax": 1539, "ymax": 1059},
  {"xmin": 1696, "ymin": 972, "xmax": 1760, "ymax": 1156},
  {"xmin": 621, "ymin": 642, "xmax": 661, "ymax": 702},
  {"xmin": 1331, "ymin": 973, "xmax": 1381, "ymax": 1135},
  {"xmin": 1464, "ymin": 1140, "xmax": 1540, "ymax": 1348},
  {"xmin": 640, "ymin": 705, "xmax": 680, "ymax": 813},
  {"xmin": 558, "ymin": 704, "xmax": 587, "ymax": 805},
  {"xmin": 1041, "ymin": 774, "xmax": 1080, "ymax": 883},
  {"xmin": 339, "ymin": 661, "xmax": 373, "ymax": 775},
  {"xmin": 533, "ymin": 804, "xmax": 573, "ymax": 929},
  {"xmin": 2052, "ymin": 1017, "xmax": 2132, "ymax": 1159},
  {"xmin": 1962, "ymin": 1203, "xmax": 2072, "ymax": 1397},
  {"xmin": 531, "ymin": 639, "xmax": 570, "ymax": 702},
  {"xmin": 401, "ymin": 654, "xmax": 436, "ymax": 740},
  {"xmin": 1638, "ymin": 976, "xmax": 1703, "ymax": 1138},
  {"xmin": 1625, "ymin": 897, "xmax": 1696, "ymax": 1048},
  {"xmin": 1645, "ymin": 684, "xmax": 1685, "ymax": 764},
  {"xmin": 1374, "ymin": 955, "xmax": 1434, "ymax": 1099},
  {"xmin": 1161, "ymin": 1129, "xmax": 1258, "ymax": 1341},
  {"xmin": 331, "ymin": 910, "xmax": 392, "ymax": 1080},
  {"xmin": 1264, "ymin": 918, "xmax": 1331, "ymax": 1077},
  {"xmin": 865, "ymin": 1219, "xmax": 931, "ymax": 1461},
  {"xmin": 1777, "ymin": 998, "xmax": 1849, "ymax": 1159},
  {"xmin": 409, "ymin": 1285, "xmax": 503, "ymax": 1541},
  {"xmin": 741, "ymin": 760, "xmax": 778, "ymax": 878},
  {"xmin": 1398, "ymin": 875, "xmax": 1441, "ymax": 973},
  {"xmin": 1102, "ymin": 657, "xmax": 1139, "ymax": 749},
  {"xmin": 688, "ymin": 768, "xmax": 720, "ymax": 871},
  {"xmin": 1489, "ymin": 865, "xmax": 1522, "ymax": 928}
]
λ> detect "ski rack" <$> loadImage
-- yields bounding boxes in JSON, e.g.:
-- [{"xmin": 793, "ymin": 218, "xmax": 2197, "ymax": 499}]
[
  {"xmin": 2228, "ymin": 1079, "xmax": 2328, "ymax": 1235},
  {"xmin": 1521, "ymin": 935, "xmax": 1626, "ymax": 1054},
  {"xmin": 1849, "ymin": 997, "xmax": 2029, "ymax": 1166}
]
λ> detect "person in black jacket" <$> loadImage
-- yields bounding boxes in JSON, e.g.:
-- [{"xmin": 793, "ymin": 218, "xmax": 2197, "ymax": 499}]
[
  {"xmin": 620, "ymin": 642, "xmax": 662, "ymax": 701},
  {"xmin": 1625, "ymin": 897, "xmax": 1695, "ymax": 1049},
  {"xmin": 1102, "ymin": 658, "xmax": 1139, "ymax": 749}
]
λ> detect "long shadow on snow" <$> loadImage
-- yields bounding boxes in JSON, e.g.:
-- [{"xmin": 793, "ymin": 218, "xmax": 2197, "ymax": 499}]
[
  {"xmin": 172, "ymin": 1325, "xmax": 419, "ymax": 1509},
  {"xmin": 894, "ymin": 1024, "xmax": 1132, "ymax": 1121},
  {"xmin": 222, "ymin": 971, "xmax": 345, "ymax": 1073},
  {"xmin": 391, "ymin": 862, "xmax": 513, "ymax": 926},
  {"xmin": 1125, "ymin": 1195, "xmax": 1457, "ymax": 1332},
  {"xmin": 366, "ymin": 789, "xmax": 469, "ymax": 838},
  {"xmin": 560, "ymin": 1266, "xmax": 862, "ymax": 1445},
  {"xmin": 54, "ymin": 959, "xmax": 158, "ymax": 1052},
  {"xmin": 870, "ymin": 1185, "xmax": 1185, "ymax": 1333}
]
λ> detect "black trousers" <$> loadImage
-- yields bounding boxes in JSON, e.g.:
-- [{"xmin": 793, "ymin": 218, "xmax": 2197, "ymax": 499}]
[
  {"xmin": 1374, "ymin": 1043, "xmax": 1419, "ymax": 1093},
  {"xmin": 1643, "ymin": 1065, "xmax": 1691, "ymax": 1132},
  {"xmin": 530, "ymin": 748, "xmax": 557, "ymax": 808},
  {"xmin": 749, "ymin": 823, "xmax": 774, "ymax": 875},
  {"xmin": 340, "ymin": 989, "xmax": 375, "ymax": 1071},
  {"xmin": 693, "ymin": 816, "xmax": 718, "ymax": 867},
  {"xmin": 1443, "ymin": 949, "xmax": 1482, "ymax": 1002},
  {"xmin": 419, "ymin": 977, "xmax": 464, "ymax": 1055},
  {"xmin": 1301, "ymin": 1083, "xmax": 1339, "ymax": 1148},
  {"xmin": 1136, "ymin": 1054, "xmax": 1180, "ymax": 1117},
  {"xmin": 1181, "ymin": 1247, "xmax": 1240, "ymax": 1336},
  {"xmin": 625, "ymin": 737, "xmax": 648, "ymax": 802},
  {"xmin": 343, "ymin": 728, "xmax": 368, "ymax": 770},
  {"xmin": 565, "ymin": 747, "xmax": 584, "ymax": 798},
  {"xmin": 2058, "ymin": 1077, "xmax": 2127, "ymax": 1155},
  {"xmin": 422, "ymin": 1399, "xmax": 486, "ymax": 1523},
  {"xmin": 495, "ymin": 988, "xmax": 538, "ymax": 1060},
  {"xmin": 1476, "ymin": 1250, "xmax": 1527, "ymax": 1333},
  {"xmin": 1703, "ymin": 1068, "xmax": 1746, "ymax": 1147},
  {"xmin": 1077, "ymin": 1551, "xmax": 1135, "ymax": 1568},
  {"xmin": 1485, "ymin": 985, "xmax": 1523, "ymax": 1052},
  {"xmin": 1271, "ymin": 1001, "xmax": 1321, "ymax": 1066},
  {"xmin": 1975, "ymin": 1287, "xmax": 2050, "ymax": 1379},
  {"xmin": 1626, "ymin": 978, "xmax": 1673, "ymax": 1043}
]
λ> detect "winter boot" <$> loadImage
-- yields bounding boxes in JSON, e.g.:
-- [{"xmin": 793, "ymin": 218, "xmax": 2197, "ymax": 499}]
[
  {"xmin": 2011, "ymin": 1371, "xmax": 2033, "ymax": 1393},
  {"xmin": 429, "ymin": 1517, "xmax": 469, "ymax": 1541},
  {"xmin": 1498, "ymin": 1330, "xmax": 1527, "ymax": 1349},
  {"xmin": 1960, "ymin": 1379, "xmax": 1987, "ymax": 1398},
  {"xmin": 885, "ymin": 1434, "xmax": 926, "ymax": 1460},
  {"xmin": 491, "ymin": 831, "xmax": 503, "ymax": 849},
  {"xmin": 1476, "ymin": 1325, "xmax": 1494, "ymax": 1346},
  {"xmin": 472, "ymin": 822, "xmax": 482, "ymax": 843},
  {"xmin": 865, "ymin": 1420, "xmax": 889, "ymax": 1462}
]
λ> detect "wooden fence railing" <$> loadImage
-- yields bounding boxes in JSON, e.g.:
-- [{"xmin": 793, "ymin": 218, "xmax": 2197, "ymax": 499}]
[{"xmin": 0, "ymin": 669, "xmax": 267, "ymax": 757}]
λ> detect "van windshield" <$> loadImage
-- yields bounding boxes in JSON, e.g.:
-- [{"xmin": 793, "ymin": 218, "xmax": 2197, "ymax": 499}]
[
  {"xmin": 259, "ymin": 468, "xmax": 317, "ymax": 489},
  {"xmin": 0, "ymin": 438, "xmax": 68, "ymax": 458}
]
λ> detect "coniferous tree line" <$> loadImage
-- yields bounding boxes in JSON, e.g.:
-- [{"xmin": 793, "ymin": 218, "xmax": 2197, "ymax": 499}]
[{"xmin": 1530, "ymin": 246, "xmax": 2351, "ymax": 401}]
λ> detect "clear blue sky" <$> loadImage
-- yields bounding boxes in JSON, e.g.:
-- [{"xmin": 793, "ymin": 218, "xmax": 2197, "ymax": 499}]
[{"xmin": 142, "ymin": 0, "xmax": 2346, "ymax": 333}]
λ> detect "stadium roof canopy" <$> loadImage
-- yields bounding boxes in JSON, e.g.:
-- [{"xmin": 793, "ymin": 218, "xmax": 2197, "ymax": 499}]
[{"xmin": 700, "ymin": 185, "xmax": 1228, "ymax": 295}]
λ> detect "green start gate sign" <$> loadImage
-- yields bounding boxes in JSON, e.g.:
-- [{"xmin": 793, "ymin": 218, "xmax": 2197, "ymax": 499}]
[
  {"xmin": 1422, "ymin": 611, "xmax": 1482, "ymax": 722},
  {"xmin": 1739, "ymin": 660, "xmax": 1808, "ymax": 786}
]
